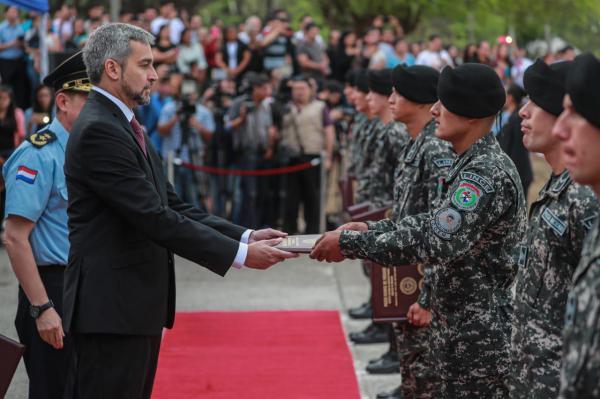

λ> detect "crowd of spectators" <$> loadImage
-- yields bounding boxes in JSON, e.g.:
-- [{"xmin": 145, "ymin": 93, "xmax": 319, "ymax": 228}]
[{"xmin": 0, "ymin": 2, "xmax": 581, "ymax": 231}]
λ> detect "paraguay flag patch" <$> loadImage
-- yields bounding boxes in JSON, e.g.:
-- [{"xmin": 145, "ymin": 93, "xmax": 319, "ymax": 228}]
[{"xmin": 16, "ymin": 166, "xmax": 38, "ymax": 184}]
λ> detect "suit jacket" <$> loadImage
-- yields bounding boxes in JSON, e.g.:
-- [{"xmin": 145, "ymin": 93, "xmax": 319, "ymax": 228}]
[
  {"xmin": 498, "ymin": 112, "xmax": 533, "ymax": 195},
  {"xmin": 63, "ymin": 90, "xmax": 246, "ymax": 335}
]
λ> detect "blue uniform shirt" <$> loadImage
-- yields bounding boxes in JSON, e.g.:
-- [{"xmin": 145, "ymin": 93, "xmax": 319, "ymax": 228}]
[
  {"xmin": 0, "ymin": 20, "xmax": 24, "ymax": 59},
  {"xmin": 2, "ymin": 118, "xmax": 70, "ymax": 265}
]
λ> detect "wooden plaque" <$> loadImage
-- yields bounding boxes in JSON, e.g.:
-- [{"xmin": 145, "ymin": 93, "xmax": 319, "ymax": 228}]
[
  {"xmin": 370, "ymin": 262, "xmax": 424, "ymax": 323},
  {"xmin": 0, "ymin": 333, "xmax": 25, "ymax": 398}
]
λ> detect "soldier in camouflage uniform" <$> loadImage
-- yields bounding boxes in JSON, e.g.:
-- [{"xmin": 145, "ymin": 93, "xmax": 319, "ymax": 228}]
[
  {"xmin": 348, "ymin": 69, "xmax": 377, "ymax": 203},
  {"xmin": 373, "ymin": 65, "xmax": 454, "ymax": 399},
  {"xmin": 362, "ymin": 69, "xmax": 410, "ymax": 207},
  {"xmin": 349, "ymin": 69, "xmax": 409, "ymax": 354},
  {"xmin": 312, "ymin": 64, "xmax": 527, "ymax": 398},
  {"xmin": 509, "ymin": 60, "xmax": 599, "ymax": 399},
  {"xmin": 553, "ymin": 53, "xmax": 600, "ymax": 399}
]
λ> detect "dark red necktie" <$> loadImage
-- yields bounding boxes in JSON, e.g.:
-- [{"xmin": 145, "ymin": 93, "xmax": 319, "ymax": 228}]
[{"xmin": 130, "ymin": 117, "xmax": 147, "ymax": 157}]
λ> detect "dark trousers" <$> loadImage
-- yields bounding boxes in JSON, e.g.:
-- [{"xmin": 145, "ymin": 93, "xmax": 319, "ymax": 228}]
[
  {"xmin": 0, "ymin": 57, "xmax": 30, "ymax": 109},
  {"xmin": 65, "ymin": 333, "xmax": 162, "ymax": 399},
  {"xmin": 15, "ymin": 265, "xmax": 71, "ymax": 399},
  {"xmin": 283, "ymin": 154, "xmax": 321, "ymax": 234}
]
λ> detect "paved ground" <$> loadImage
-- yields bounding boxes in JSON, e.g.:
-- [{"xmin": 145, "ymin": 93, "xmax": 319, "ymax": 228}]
[{"xmin": 1, "ymin": 248, "xmax": 399, "ymax": 399}]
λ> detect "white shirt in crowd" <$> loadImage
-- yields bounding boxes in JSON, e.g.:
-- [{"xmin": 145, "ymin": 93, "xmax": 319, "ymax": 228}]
[
  {"xmin": 415, "ymin": 49, "xmax": 455, "ymax": 70},
  {"xmin": 511, "ymin": 57, "xmax": 534, "ymax": 88},
  {"xmin": 151, "ymin": 17, "xmax": 185, "ymax": 45}
]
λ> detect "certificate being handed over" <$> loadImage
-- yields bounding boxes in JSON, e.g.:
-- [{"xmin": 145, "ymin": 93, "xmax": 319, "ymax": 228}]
[{"xmin": 276, "ymin": 235, "xmax": 322, "ymax": 253}]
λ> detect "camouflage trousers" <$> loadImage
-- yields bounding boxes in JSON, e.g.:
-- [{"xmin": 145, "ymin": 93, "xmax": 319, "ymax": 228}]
[
  {"xmin": 509, "ymin": 321, "xmax": 562, "ymax": 399},
  {"xmin": 508, "ymin": 350, "xmax": 561, "ymax": 399},
  {"xmin": 440, "ymin": 375, "xmax": 508, "ymax": 398},
  {"xmin": 394, "ymin": 322, "xmax": 439, "ymax": 399}
]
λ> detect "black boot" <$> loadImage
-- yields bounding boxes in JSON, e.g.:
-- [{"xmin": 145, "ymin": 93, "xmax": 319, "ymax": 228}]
[
  {"xmin": 366, "ymin": 350, "xmax": 400, "ymax": 374},
  {"xmin": 348, "ymin": 322, "xmax": 388, "ymax": 344},
  {"xmin": 348, "ymin": 302, "xmax": 373, "ymax": 319},
  {"xmin": 376, "ymin": 385, "xmax": 403, "ymax": 399}
]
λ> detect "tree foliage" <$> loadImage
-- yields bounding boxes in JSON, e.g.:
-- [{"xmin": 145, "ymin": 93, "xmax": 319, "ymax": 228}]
[{"xmin": 45, "ymin": 0, "xmax": 600, "ymax": 52}]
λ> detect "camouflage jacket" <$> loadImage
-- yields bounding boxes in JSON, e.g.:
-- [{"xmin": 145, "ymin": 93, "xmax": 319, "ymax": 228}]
[
  {"xmin": 367, "ymin": 120, "xmax": 455, "ymax": 309},
  {"xmin": 559, "ymin": 217, "xmax": 600, "ymax": 399},
  {"xmin": 354, "ymin": 117, "xmax": 383, "ymax": 204},
  {"xmin": 340, "ymin": 133, "xmax": 527, "ymax": 380},
  {"xmin": 511, "ymin": 170, "xmax": 599, "ymax": 398},
  {"xmin": 347, "ymin": 112, "xmax": 368, "ymax": 177},
  {"xmin": 363, "ymin": 121, "xmax": 410, "ymax": 207}
]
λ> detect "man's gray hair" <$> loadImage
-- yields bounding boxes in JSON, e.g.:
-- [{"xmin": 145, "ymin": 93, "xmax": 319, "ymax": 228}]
[{"xmin": 83, "ymin": 23, "xmax": 155, "ymax": 84}]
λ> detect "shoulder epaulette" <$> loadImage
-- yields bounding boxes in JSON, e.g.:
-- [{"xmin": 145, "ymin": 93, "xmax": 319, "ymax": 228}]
[{"xmin": 26, "ymin": 130, "xmax": 57, "ymax": 149}]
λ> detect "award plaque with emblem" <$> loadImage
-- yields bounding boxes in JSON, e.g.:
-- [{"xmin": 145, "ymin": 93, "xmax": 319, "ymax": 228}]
[
  {"xmin": 276, "ymin": 235, "xmax": 322, "ymax": 253},
  {"xmin": 370, "ymin": 262, "xmax": 423, "ymax": 322}
]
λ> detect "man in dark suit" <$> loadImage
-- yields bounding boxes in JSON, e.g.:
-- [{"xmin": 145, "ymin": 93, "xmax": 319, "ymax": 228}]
[{"xmin": 63, "ymin": 23, "xmax": 297, "ymax": 399}]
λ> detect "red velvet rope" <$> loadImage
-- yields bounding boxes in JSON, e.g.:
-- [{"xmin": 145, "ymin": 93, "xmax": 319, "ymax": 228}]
[{"xmin": 177, "ymin": 158, "xmax": 320, "ymax": 176}]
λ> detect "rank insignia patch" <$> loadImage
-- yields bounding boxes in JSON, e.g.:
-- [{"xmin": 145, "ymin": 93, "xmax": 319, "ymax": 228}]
[
  {"xmin": 431, "ymin": 207, "xmax": 463, "ymax": 240},
  {"xmin": 27, "ymin": 130, "xmax": 57, "ymax": 148},
  {"xmin": 451, "ymin": 181, "xmax": 482, "ymax": 211},
  {"xmin": 433, "ymin": 158, "xmax": 453, "ymax": 168},
  {"xmin": 542, "ymin": 207, "xmax": 567, "ymax": 237}
]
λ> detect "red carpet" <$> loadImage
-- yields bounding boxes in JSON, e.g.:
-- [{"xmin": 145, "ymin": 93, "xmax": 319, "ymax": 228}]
[{"xmin": 152, "ymin": 311, "xmax": 361, "ymax": 399}]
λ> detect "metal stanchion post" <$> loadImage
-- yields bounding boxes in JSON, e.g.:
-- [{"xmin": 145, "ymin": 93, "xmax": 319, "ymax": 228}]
[
  {"xmin": 319, "ymin": 152, "xmax": 327, "ymax": 232},
  {"xmin": 167, "ymin": 151, "xmax": 175, "ymax": 185}
]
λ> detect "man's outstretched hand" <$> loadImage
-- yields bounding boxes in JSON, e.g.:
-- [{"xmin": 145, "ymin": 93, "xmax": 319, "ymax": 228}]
[
  {"xmin": 245, "ymin": 238, "xmax": 298, "ymax": 269},
  {"xmin": 249, "ymin": 228, "xmax": 287, "ymax": 243},
  {"xmin": 309, "ymin": 231, "xmax": 345, "ymax": 262}
]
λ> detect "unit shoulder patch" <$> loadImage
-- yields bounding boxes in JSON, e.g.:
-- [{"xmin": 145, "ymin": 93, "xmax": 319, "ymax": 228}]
[
  {"xmin": 459, "ymin": 171, "xmax": 494, "ymax": 193},
  {"xmin": 451, "ymin": 181, "xmax": 483, "ymax": 211},
  {"xmin": 431, "ymin": 207, "xmax": 463, "ymax": 240}
]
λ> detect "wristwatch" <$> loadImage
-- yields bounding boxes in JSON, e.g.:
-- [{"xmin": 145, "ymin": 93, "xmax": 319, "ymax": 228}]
[{"xmin": 29, "ymin": 300, "xmax": 54, "ymax": 319}]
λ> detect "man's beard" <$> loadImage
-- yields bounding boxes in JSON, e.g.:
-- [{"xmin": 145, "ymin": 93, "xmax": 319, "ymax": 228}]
[{"xmin": 123, "ymin": 80, "xmax": 152, "ymax": 106}]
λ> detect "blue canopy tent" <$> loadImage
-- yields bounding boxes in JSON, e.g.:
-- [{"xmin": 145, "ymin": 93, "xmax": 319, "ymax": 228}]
[
  {"xmin": 0, "ymin": 0, "xmax": 50, "ymax": 79},
  {"xmin": 1, "ymin": 0, "xmax": 48, "ymax": 12}
]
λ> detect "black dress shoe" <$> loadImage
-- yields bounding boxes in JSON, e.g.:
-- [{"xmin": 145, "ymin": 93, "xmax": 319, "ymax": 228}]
[
  {"xmin": 368, "ymin": 347, "xmax": 393, "ymax": 364},
  {"xmin": 376, "ymin": 385, "xmax": 403, "ymax": 399},
  {"xmin": 366, "ymin": 350, "xmax": 400, "ymax": 374},
  {"xmin": 348, "ymin": 302, "xmax": 372, "ymax": 319},
  {"xmin": 349, "ymin": 323, "xmax": 388, "ymax": 344}
]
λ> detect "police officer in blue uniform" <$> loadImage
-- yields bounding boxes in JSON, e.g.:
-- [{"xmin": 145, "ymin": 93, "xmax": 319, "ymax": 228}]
[{"xmin": 2, "ymin": 51, "xmax": 90, "ymax": 399}]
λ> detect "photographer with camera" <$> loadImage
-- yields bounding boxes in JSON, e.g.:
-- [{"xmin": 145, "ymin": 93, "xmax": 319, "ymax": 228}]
[
  {"xmin": 225, "ymin": 73, "xmax": 278, "ymax": 228},
  {"xmin": 158, "ymin": 75, "xmax": 215, "ymax": 207}
]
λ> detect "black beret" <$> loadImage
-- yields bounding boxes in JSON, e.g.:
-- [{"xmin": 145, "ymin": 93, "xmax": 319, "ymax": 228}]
[
  {"xmin": 367, "ymin": 68, "xmax": 392, "ymax": 96},
  {"xmin": 247, "ymin": 72, "xmax": 270, "ymax": 87},
  {"xmin": 391, "ymin": 65, "xmax": 439, "ymax": 104},
  {"xmin": 354, "ymin": 69, "xmax": 370, "ymax": 93},
  {"xmin": 438, "ymin": 64, "xmax": 506, "ymax": 118},
  {"xmin": 345, "ymin": 69, "xmax": 357, "ymax": 87},
  {"xmin": 523, "ymin": 59, "xmax": 571, "ymax": 117},
  {"xmin": 43, "ymin": 51, "xmax": 91, "ymax": 94},
  {"xmin": 567, "ymin": 53, "xmax": 600, "ymax": 129}
]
